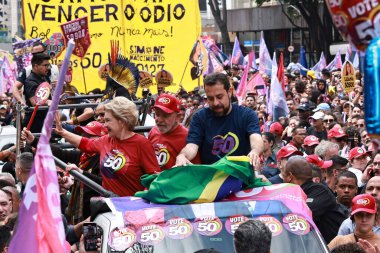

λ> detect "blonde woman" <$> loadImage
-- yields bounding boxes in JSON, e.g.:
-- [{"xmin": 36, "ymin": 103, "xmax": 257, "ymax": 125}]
[{"xmin": 55, "ymin": 97, "xmax": 160, "ymax": 196}]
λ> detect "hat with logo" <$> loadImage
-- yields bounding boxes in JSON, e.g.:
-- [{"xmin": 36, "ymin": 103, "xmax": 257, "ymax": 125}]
[
  {"xmin": 348, "ymin": 147, "xmax": 368, "ymax": 161},
  {"xmin": 306, "ymin": 155, "xmax": 333, "ymax": 169},
  {"xmin": 328, "ymin": 127, "xmax": 346, "ymax": 139},
  {"xmin": 309, "ymin": 111, "xmax": 325, "ymax": 121},
  {"xmin": 269, "ymin": 122, "xmax": 284, "ymax": 136},
  {"xmin": 276, "ymin": 145, "xmax": 303, "ymax": 161},
  {"xmin": 313, "ymin": 103, "xmax": 330, "ymax": 112},
  {"xmin": 303, "ymin": 135, "xmax": 320, "ymax": 147},
  {"xmin": 351, "ymin": 194, "xmax": 377, "ymax": 216},
  {"xmin": 75, "ymin": 121, "xmax": 108, "ymax": 137},
  {"xmin": 152, "ymin": 94, "xmax": 180, "ymax": 113}
]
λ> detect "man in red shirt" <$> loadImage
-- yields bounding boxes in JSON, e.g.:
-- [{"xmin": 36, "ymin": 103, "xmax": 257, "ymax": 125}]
[{"xmin": 149, "ymin": 94, "xmax": 199, "ymax": 170}]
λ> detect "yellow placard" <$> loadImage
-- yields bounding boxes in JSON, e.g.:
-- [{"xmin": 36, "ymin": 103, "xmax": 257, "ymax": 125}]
[
  {"xmin": 22, "ymin": 0, "xmax": 202, "ymax": 94},
  {"xmin": 341, "ymin": 60, "xmax": 356, "ymax": 94}
]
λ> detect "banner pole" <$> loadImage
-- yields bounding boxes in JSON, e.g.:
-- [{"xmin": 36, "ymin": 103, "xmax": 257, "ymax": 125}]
[
  {"xmin": 80, "ymin": 59, "xmax": 88, "ymax": 94},
  {"xmin": 179, "ymin": 61, "xmax": 190, "ymax": 87}
]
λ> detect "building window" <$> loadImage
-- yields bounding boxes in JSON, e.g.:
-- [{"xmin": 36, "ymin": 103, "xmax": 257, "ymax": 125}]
[{"xmin": 199, "ymin": 0, "xmax": 207, "ymax": 12}]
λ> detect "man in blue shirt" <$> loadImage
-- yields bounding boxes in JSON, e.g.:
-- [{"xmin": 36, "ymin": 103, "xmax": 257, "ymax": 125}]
[{"xmin": 175, "ymin": 72, "xmax": 263, "ymax": 168}]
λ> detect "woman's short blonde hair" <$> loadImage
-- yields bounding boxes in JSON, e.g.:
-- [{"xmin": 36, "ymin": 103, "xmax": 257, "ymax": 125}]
[{"xmin": 105, "ymin": 97, "xmax": 138, "ymax": 131}]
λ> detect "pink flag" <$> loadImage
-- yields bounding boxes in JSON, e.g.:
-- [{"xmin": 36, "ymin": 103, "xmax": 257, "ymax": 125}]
[
  {"xmin": 311, "ymin": 52, "xmax": 327, "ymax": 72},
  {"xmin": 259, "ymin": 31, "xmax": 272, "ymax": 76},
  {"xmin": 8, "ymin": 40, "xmax": 76, "ymax": 253},
  {"xmin": 326, "ymin": 51, "xmax": 342, "ymax": 71},
  {"xmin": 236, "ymin": 51, "xmax": 253, "ymax": 104},
  {"xmin": 247, "ymin": 72, "xmax": 266, "ymax": 97},
  {"xmin": 1, "ymin": 56, "xmax": 17, "ymax": 93}
]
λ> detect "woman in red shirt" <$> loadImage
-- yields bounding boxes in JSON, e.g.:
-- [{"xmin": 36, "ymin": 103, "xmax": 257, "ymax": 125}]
[{"xmin": 55, "ymin": 97, "xmax": 160, "ymax": 196}]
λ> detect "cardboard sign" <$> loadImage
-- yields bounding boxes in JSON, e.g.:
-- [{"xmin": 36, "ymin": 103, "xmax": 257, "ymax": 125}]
[
  {"xmin": 98, "ymin": 63, "xmax": 110, "ymax": 81},
  {"xmin": 139, "ymin": 71, "xmax": 154, "ymax": 89},
  {"xmin": 60, "ymin": 16, "xmax": 91, "ymax": 58},
  {"xmin": 155, "ymin": 69, "xmax": 173, "ymax": 87},
  {"xmin": 341, "ymin": 60, "xmax": 356, "ymax": 93},
  {"xmin": 43, "ymin": 33, "xmax": 65, "ymax": 59}
]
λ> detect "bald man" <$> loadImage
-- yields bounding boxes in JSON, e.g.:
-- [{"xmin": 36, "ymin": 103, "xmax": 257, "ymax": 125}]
[{"xmin": 283, "ymin": 156, "xmax": 346, "ymax": 243}]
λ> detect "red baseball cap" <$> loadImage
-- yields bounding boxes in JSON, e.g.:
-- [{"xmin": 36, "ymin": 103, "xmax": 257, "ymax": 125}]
[
  {"xmin": 303, "ymin": 135, "xmax": 319, "ymax": 147},
  {"xmin": 75, "ymin": 121, "xmax": 108, "ymax": 137},
  {"xmin": 269, "ymin": 122, "xmax": 283, "ymax": 136},
  {"xmin": 306, "ymin": 155, "xmax": 333, "ymax": 169},
  {"xmin": 276, "ymin": 145, "xmax": 303, "ymax": 160},
  {"xmin": 351, "ymin": 194, "xmax": 377, "ymax": 216},
  {"xmin": 348, "ymin": 147, "xmax": 368, "ymax": 161},
  {"xmin": 328, "ymin": 127, "xmax": 346, "ymax": 139},
  {"xmin": 152, "ymin": 94, "xmax": 180, "ymax": 114}
]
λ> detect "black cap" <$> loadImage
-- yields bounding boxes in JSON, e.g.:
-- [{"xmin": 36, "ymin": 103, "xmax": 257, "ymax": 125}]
[{"xmin": 297, "ymin": 103, "xmax": 311, "ymax": 111}]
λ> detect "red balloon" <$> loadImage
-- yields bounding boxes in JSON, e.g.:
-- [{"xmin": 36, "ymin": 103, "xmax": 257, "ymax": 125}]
[{"xmin": 325, "ymin": 0, "xmax": 380, "ymax": 51}]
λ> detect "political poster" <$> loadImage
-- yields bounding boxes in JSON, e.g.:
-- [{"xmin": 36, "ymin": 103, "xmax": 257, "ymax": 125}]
[
  {"xmin": 341, "ymin": 60, "xmax": 356, "ymax": 93},
  {"xmin": 22, "ymin": 0, "xmax": 202, "ymax": 93}
]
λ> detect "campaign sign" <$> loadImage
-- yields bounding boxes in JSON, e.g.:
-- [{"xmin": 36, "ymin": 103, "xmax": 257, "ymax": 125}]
[
  {"xmin": 341, "ymin": 60, "xmax": 356, "ymax": 93},
  {"xmin": 164, "ymin": 217, "xmax": 193, "ymax": 240},
  {"xmin": 43, "ymin": 33, "xmax": 65, "ymax": 58},
  {"xmin": 35, "ymin": 82, "xmax": 51, "ymax": 105},
  {"xmin": 225, "ymin": 215, "xmax": 250, "ymax": 235},
  {"xmin": 193, "ymin": 216, "xmax": 222, "ymax": 236},
  {"xmin": 282, "ymin": 213, "xmax": 310, "ymax": 236},
  {"xmin": 108, "ymin": 227, "xmax": 136, "ymax": 251},
  {"xmin": 256, "ymin": 215, "xmax": 283, "ymax": 237},
  {"xmin": 60, "ymin": 16, "xmax": 91, "ymax": 58}
]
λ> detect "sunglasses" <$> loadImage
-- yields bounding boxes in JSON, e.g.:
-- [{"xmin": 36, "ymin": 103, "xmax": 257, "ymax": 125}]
[
  {"xmin": 373, "ymin": 162, "xmax": 380, "ymax": 167},
  {"xmin": 323, "ymin": 119, "xmax": 334, "ymax": 123},
  {"xmin": 358, "ymin": 124, "xmax": 365, "ymax": 127}
]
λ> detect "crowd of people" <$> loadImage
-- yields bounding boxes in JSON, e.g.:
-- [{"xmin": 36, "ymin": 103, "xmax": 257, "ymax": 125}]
[{"xmin": 0, "ymin": 40, "xmax": 379, "ymax": 253}]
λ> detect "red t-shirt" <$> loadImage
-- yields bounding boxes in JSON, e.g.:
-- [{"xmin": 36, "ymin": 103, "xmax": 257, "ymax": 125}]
[
  {"xmin": 148, "ymin": 124, "xmax": 200, "ymax": 170},
  {"xmin": 79, "ymin": 134, "xmax": 160, "ymax": 196}
]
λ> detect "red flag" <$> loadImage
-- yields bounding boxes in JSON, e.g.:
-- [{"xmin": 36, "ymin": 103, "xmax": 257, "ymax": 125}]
[
  {"xmin": 61, "ymin": 16, "xmax": 91, "ymax": 58},
  {"xmin": 277, "ymin": 52, "xmax": 285, "ymax": 93}
]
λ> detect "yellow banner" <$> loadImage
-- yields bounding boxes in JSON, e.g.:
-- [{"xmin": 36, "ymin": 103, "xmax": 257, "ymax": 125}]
[{"xmin": 22, "ymin": 0, "xmax": 202, "ymax": 94}]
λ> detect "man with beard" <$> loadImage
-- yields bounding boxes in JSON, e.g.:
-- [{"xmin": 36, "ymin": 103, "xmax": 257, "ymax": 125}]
[
  {"xmin": 175, "ymin": 72, "xmax": 263, "ymax": 167},
  {"xmin": 149, "ymin": 94, "xmax": 200, "ymax": 170}
]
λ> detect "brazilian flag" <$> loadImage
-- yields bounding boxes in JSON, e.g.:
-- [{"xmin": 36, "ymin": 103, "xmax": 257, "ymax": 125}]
[{"xmin": 135, "ymin": 156, "xmax": 271, "ymax": 204}]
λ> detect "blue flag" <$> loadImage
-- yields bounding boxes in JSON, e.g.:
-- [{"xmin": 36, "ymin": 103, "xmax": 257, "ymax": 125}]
[{"xmin": 300, "ymin": 46, "xmax": 308, "ymax": 76}]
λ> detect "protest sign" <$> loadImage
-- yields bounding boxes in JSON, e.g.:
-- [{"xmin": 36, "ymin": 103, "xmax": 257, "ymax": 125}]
[{"xmin": 22, "ymin": 0, "xmax": 202, "ymax": 93}]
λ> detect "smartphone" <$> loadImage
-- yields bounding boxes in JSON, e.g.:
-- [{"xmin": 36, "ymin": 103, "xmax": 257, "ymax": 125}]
[{"xmin": 83, "ymin": 222, "xmax": 98, "ymax": 251}]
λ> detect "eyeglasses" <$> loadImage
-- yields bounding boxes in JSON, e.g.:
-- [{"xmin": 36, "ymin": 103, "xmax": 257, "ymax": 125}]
[
  {"xmin": 323, "ymin": 119, "xmax": 334, "ymax": 123},
  {"xmin": 95, "ymin": 112, "xmax": 105, "ymax": 118}
]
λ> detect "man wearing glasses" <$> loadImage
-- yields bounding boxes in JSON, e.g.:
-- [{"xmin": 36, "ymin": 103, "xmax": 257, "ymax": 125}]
[
  {"xmin": 0, "ymin": 188, "xmax": 12, "ymax": 225},
  {"xmin": 23, "ymin": 53, "xmax": 52, "ymax": 133}
]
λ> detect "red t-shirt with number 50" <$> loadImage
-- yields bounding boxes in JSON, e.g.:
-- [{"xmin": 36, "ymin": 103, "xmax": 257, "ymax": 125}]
[{"xmin": 79, "ymin": 134, "xmax": 160, "ymax": 196}]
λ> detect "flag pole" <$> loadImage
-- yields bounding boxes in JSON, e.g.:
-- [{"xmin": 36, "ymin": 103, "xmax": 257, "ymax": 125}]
[
  {"xmin": 179, "ymin": 60, "xmax": 190, "ymax": 87},
  {"xmin": 80, "ymin": 59, "xmax": 88, "ymax": 94}
]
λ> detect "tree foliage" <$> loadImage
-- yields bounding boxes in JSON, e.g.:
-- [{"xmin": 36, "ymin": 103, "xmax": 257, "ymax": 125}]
[
  {"xmin": 255, "ymin": 0, "xmax": 340, "ymax": 61},
  {"xmin": 208, "ymin": 0, "xmax": 232, "ymax": 54}
]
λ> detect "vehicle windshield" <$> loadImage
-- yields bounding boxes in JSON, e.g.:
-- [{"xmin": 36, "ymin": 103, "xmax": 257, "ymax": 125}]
[{"xmin": 106, "ymin": 199, "xmax": 328, "ymax": 253}]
